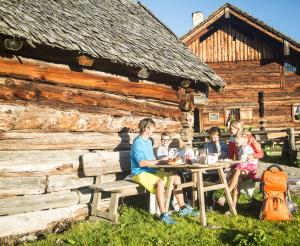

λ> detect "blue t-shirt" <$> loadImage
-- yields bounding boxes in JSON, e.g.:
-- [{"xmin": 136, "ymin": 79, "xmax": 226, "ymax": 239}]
[{"xmin": 130, "ymin": 136, "xmax": 156, "ymax": 175}]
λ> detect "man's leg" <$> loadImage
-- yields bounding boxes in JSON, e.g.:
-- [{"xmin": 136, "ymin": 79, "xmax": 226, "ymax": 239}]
[
  {"xmin": 172, "ymin": 175, "xmax": 185, "ymax": 207},
  {"xmin": 155, "ymin": 179, "xmax": 166, "ymax": 213}
]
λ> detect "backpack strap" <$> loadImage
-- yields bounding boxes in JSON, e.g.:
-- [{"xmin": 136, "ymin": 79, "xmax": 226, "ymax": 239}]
[{"xmin": 266, "ymin": 164, "xmax": 283, "ymax": 172}]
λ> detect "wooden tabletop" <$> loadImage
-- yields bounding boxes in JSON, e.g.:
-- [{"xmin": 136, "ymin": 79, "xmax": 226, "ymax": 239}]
[{"xmin": 147, "ymin": 160, "xmax": 238, "ymax": 169}]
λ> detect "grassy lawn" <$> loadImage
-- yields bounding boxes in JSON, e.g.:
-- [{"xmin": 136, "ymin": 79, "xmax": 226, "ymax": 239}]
[{"xmin": 27, "ymin": 193, "xmax": 300, "ymax": 246}]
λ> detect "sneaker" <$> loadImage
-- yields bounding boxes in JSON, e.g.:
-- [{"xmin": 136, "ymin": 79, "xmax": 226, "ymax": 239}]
[
  {"xmin": 160, "ymin": 212, "xmax": 176, "ymax": 225},
  {"xmin": 178, "ymin": 206, "xmax": 199, "ymax": 217}
]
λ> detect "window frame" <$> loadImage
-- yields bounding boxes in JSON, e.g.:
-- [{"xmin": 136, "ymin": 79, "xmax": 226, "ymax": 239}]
[
  {"xmin": 224, "ymin": 107, "xmax": 241, "ymax": 127},
  {"xmin": 284, "ymin": 61, "xmax": 297, "ymax": 74},
  {"xmin": 208, "ymin": 112, "xmax": 220, "ymax": 122},
  {"xmin": 292, "ymin": 104, "xmax": 300, "ymax": 123}
]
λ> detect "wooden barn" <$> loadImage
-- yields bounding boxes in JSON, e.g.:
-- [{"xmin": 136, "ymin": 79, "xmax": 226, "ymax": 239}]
[
  {"xmin": 0, "ymin": 0, "xmax": 223, "ymax": 238},
  {"xmin": 182, "ymin": 3, "xmax": 300, "ymax": 131}
]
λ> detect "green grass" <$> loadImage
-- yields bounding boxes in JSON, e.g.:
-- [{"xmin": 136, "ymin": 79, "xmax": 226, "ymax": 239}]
[{"xmin": 26, "ymin": 193, "xmax": 300, "ymax": 246}]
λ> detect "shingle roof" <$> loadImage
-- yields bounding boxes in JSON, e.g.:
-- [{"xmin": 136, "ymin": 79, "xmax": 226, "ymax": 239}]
[{"xmin": 0, "ymin": 0, "xmax": 224, "ymax": 87}]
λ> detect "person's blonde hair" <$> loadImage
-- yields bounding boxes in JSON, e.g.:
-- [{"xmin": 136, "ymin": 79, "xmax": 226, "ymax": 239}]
[{"xmin": 231, "ymin": 120, "xmax": 245, "ymax": 136}]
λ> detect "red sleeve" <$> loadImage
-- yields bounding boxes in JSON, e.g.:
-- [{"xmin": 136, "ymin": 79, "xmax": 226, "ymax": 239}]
[
  {"xmin": 228, "ymin": 141, "xmax": 239, "ymax": 160},
  {"xmin": 248, "ymin": 136, "xmax": 264, "ymax": 159}
]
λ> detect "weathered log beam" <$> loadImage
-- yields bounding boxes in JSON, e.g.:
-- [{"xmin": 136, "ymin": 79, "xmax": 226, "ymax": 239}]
[
  {"xmin": 0, "ymin": 150, "xmax": 87, "ymax": 177},
  {"xmin": 0, "ymin": 57, "xmax": 179, "ymax": 103},
  {"xmin": 0, "ymin": 131, "xmax": 164, "ymax": 151},
  {"xmin": 0, "ymin": 190, "xmax": 90, "ymax": 216},
  {"xmin": 0, "ymin": 77, "xmax": 181, "ymax": 119},
  {"xmin": 0, "ymin": 177, "xmax": 46, "ymax": 195},
  {"xmin": 0, "ymin": 103, "xmax": 181, "ymax": 132},
  {"xmin": 47, "ymin": 175, "xmax": 94, "ymax": 192},
  {"xmin": 0, "ymin": 204, "xmax": 88, "ymax": 237}
]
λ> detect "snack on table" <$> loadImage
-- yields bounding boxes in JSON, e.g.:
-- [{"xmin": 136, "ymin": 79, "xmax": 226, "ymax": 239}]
[{"xmin": 168, "ymin": 156, "xmax": 183, "ymax": 165}]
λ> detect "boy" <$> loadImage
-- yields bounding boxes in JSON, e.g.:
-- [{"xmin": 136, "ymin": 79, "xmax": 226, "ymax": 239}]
[
  {"xmin": 156, "ymin": 132, "xmax": 171, "ymax": 160},
  {"xmin": 203, "ymin": 126, "xmax": 228, "ymax": 209},
  {"xmin": 130, "ymin": 118, "xmax": 198, "ymax": 224}
]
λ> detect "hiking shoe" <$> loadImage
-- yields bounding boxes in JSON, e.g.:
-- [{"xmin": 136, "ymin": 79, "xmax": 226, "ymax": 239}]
[
  {"xmin": 160, "ymin": 212, "xmax": 176, "ymax": 225},
  {"xmin": 178, "ymin": 206, "xmax": 199, "ymax": 217}
]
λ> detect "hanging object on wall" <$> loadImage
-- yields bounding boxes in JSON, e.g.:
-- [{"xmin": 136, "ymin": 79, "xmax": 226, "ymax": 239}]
[
  {"xmin": 194, "ymin": 92, "xmax": 208, "ymax": 105},
  {"xmin": 283, "ymin": 40, "xmax": 290, "ymax": 56},
  {"xmin": 180, "ymin": 79, "xmax": 192, "ymax": 88},
  {"xmin": 137, "ymin": 67, "xmax": 151, "ymax": 79},
  {"xmin": 177, "ymin": 87, "xmax": 195, "ymax": 111},
  {"xmin": 181, "ymin": 112, "xmax": 194, "ymax": 127},
  {"xmin": 76, "ymin": 54, "xmax": 94, "ymax": 67},
  {"xmin": 4, "ymin": 37, "xmax": 24, "ymax": 51}
]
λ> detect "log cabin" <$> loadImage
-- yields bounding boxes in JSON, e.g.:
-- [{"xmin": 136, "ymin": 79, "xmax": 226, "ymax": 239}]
[
  {"xmin": 0, "ymin": 0, "xmax": 223, "ymax": 238},
  {"xmin": 182, "ymin": 3, "xmax": 300, "ymax": 131}
]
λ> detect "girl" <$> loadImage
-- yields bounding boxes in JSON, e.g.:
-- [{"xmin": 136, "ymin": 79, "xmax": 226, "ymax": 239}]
[
  {"xmin": 218, "ymin": 121, "xmax": 263, "ymax": 210},
  {"xmin": 228, "ymin": 121, "xmax": 264, "ymax": 161}
]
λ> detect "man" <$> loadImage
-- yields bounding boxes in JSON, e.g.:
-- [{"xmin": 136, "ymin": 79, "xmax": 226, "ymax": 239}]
[{"xmin": 130, "ymin": 118, "xmax": 198, "ymax": 224}]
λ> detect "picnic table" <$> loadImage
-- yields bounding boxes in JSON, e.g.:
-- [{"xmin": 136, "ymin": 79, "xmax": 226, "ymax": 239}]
[{"xmin": 147, "ymin": 161, "xmax": 238, "ymax": 226}]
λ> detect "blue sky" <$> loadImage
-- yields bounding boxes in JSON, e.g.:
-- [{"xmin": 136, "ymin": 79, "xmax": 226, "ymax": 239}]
[{"xmin": 139, "ymin": 0, "xmax": 300, "ymax": 42}]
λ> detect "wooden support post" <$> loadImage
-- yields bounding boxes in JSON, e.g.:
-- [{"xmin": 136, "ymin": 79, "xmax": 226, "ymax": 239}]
[
  {"xmin": 287, "ymin": 127, "xmax": 297, "ymax": 164},
  {"xmin": 258, "ymin": 91, "xmax": 265, "ymax": 131}
]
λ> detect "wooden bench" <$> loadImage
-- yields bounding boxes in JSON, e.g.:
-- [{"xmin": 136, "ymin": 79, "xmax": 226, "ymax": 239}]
[{"xmin": 82, "ymin": 151, "xmax": 146, "ymax": 223}]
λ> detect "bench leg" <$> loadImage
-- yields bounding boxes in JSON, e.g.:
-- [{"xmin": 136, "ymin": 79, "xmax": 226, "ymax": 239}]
[
  {"xmin": 91, "ymin": 191, "xmax": 102, "ymax": 216},
  {"xmin": 108, "ymin": 193, "xmax": 121, "ymax": 223}
]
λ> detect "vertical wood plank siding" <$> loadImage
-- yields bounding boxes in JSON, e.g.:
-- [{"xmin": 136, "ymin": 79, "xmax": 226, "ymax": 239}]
[{"xmin": 193, "ymin": 24, "xmax": 279, "ymax": 62}]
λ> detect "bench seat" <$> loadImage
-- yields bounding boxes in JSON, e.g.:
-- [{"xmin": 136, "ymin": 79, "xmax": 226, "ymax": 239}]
[
  {"xmin": 90, "ymin": 180, "xmax": 141, "ymax": 192},
  {"xmin": 82, "ymin": 151, "xmax": 148, "ymax": 223}
]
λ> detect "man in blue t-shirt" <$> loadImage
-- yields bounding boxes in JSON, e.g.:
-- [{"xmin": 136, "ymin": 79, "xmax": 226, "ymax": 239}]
[{"xmin": 131, "ymin": 118, "xmax": 199, "ymax": 224}]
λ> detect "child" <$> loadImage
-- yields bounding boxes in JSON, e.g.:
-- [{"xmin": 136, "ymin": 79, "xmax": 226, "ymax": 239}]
[
  {"xmin": 156, "ymin": 132, "xmax": 172, "ymax": 160},
  {"xmin": 218, "ymin": 134, "xmax": 258, "ymax": 210},
  {"xmin": 228, "ymin": 121, "xmax": 264, "ymax": 161},
  {"xmin": 204, "ymin": 127, "xmax": 228, "ymax": 160},
  {"xmin": 203, "ymin": 127, "xmax": 228, "ymax": 210}
]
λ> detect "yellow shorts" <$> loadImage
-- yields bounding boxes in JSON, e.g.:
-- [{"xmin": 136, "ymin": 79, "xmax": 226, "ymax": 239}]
[{"xmin": 132, "ymin": 171, "xmax": 172, "ymax": 194}]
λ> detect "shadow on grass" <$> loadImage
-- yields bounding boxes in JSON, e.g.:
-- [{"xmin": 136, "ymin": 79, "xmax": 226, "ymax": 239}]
[
  {"xmin": 218, "ymin": 228, "xmax": 243, "ymax": 245},
  {"xmin": 262, "ymin": 155, "xmax": 287, "ymax": 165}
]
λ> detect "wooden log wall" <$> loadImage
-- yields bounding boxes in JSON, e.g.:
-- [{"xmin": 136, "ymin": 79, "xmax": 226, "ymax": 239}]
[
  {"xmin": 187, "ymin": 23, "xmax": 280, "ymax": 62},
  {"xmin": 200, "ymin": 60, "xmax": 300, "ymax": 129},
  {"xmin": 0, "ymin": 55, "xmax": 183, "ymax": 237}
]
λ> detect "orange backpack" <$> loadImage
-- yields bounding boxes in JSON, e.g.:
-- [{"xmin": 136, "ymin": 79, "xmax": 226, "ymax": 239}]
[{"xmin": 260, "ymin": 165, "xmax": 291, "ymax": 221}]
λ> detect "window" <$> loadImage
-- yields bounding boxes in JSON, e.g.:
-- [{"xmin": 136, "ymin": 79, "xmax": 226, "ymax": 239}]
[
  {"xmin": 293, "ymin": 104, "xmax": 300, "ymax": 121},
  {"xmin": 225, "ymin": 108, "xmax": 240, "ymax": 127},
  {"xmin": 209, "ymin": 113, "xmax": 219, "ymax": 121},
  {"xmin": 284, "ymin": 61, "xmax": 297, "ymax": 73}
]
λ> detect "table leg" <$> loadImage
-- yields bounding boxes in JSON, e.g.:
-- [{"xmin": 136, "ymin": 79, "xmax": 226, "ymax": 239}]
[
  {"xmin": 217, "ymin": 167, "xmax": 237, "ymax": 215},
  {"xmin": 165, "ymin": 176, "xmax": 174, "ymax": 212},
  {"xmin": 196, "ymin": 170, "xmax": 206, "ymax": 226},
  {"xmin": 192, "ymin": 171, "xmax": 198, "ymax": 208}
]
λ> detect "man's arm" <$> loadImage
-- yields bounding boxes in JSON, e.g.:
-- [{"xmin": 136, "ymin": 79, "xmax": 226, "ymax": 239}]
[{"xmin": 139, "ymin": 158, "xmax": 168, "ymax": 167}]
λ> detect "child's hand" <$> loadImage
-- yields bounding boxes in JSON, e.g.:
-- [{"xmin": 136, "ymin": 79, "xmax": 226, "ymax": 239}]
[{"xmin": 247, "ymin": 154, "xmax": 254, "ymax": 161}]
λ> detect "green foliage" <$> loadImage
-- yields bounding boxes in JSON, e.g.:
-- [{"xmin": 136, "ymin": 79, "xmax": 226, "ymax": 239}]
[
  {"xmin": 233, "ymin": 229, "xmax": 267, "ymax": 246},
  {"xmin": 27, "ymin": 194, "xmax": 300, "ymax": 246}
]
